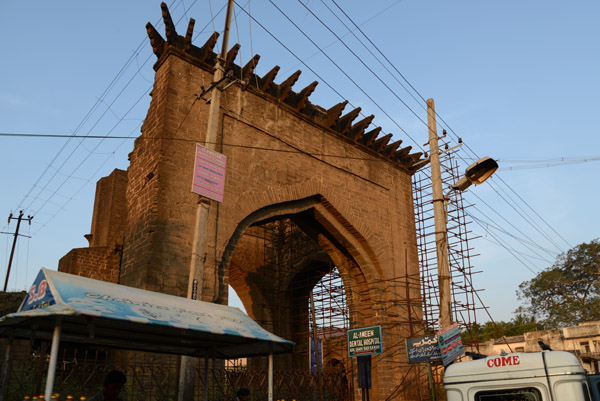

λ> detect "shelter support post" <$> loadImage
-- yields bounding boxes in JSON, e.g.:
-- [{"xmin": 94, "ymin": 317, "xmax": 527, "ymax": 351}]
[
  {"xmin": 178, "ymin": 356, "xmax": 198, "ymax": 401},
  {"xmin": 45, "ymin": 319, "xmax": 62, "ymax": 399},
  {"xmin": 0, "ymin": 330, "xmax": 14, "ymax": 401},
  {"xmin": 268, "ymin": 345, "xmax": 273, "ymax": 401},
  {"xmin": 203, "ymin": 356, "xmax": 210, "ymax": 401}
]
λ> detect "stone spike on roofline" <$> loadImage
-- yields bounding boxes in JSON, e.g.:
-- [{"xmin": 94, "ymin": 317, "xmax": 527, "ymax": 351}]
[
  {"xmin": 259, "ymin": 66, "xmax": 280, "ymax": 92},
  {"xmin": 382, "ymin": 140, "xmax": 402, "ymax": 158},
  {"xmin": 278, "ymin": 70, "xmax": 302, "ymax": 102},
  {"xmin": 285, "ymin": 81, "xmax": 318, "ymax": 111},
  {"xmin": 359, "ymin": 127, "xmax": 382, "ymax": 147},
  {"xmin": 161, "ymin": 2, "xmax": 179, "ymax": 45},
  {"xmin": 334, "ymin": 108, "xmax": 361, "ymax": 135},
  {"xmin": 146, "ymin": 2, "xmax": 423, "ymax": 172},
  {"xmin": 393, "ymin": 146, "xmax": 412, "ymax": 160},
  {"xmin": 197, "ymin": 32, "xmax": 219, "ymax": 62},
  {"xmin": 347, "ymin": 115, "xmax": 374, "ymax": 141},
  {"xmin": 184, "ymin": 19, "xmax": 195, "ymax": 52},
  {"xmin": 225, "ymin": 44, "xmax": 241, "ymax": 71},
  {"xmin": 326, "ymin": 101, "xmax": 348, "ymax": 128},
  {"xmin": 242, "ymin": 55, "xmax": 261, "ymax": 81},
  {"xmin": 370, "ymin": 133, "xmax": 392, "ymax": 153},
  {"xmin": 146, "ymin": 23, "xmax": 165, "ymax": 57},
  {"xmin": 396, "ymin": 152, "xmax": 423, "ymax": 169}
]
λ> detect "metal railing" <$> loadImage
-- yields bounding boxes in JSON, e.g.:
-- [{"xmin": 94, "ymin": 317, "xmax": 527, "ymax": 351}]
[{"xmin": 1, "ymin": 343, "xmax": 346, "ymax": 401}]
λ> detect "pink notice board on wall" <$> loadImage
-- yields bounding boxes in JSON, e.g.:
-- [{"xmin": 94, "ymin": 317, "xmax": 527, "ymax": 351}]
[{"xmin": 192, "ymin": 144, "xmax": 227, "ymax": 202}]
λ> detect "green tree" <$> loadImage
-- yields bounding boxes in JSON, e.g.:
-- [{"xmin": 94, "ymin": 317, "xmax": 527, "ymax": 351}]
[
  {"xmin": 504, "ymin": 314, "xmax": 542, "ymax": 336},
  {"xmin": 462, "ymin": 315, "xmax": 542, "ymax": 344},
  {"xmin": 516, "ymin": 238, "xmax": 600, "ymax": 328}
]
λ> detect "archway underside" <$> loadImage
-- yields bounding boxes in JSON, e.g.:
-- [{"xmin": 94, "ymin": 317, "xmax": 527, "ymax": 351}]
[{"xmin": 228, "ymin": 213, "xmax": 354, "ymax": 369}]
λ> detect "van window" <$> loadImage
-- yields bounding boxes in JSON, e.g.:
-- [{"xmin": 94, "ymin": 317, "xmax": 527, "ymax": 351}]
[{"xmin": 474, "ymin": 388, "xmax": 542, "ymax": 401}]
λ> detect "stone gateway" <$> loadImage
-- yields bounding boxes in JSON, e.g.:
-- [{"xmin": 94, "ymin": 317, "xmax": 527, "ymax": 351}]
[{"xmin": 59, "ymin": 4, "xmax": 426, "ymax": 400}]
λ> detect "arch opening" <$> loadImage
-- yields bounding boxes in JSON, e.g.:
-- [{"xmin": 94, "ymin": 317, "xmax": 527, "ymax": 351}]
[{"xmin": 228, "ymin": 216, "xmax": 353, "ymax": 366}]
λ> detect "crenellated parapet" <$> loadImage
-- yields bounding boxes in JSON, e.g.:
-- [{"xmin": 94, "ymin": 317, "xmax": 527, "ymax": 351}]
[{"xmin": 146, "ymin": 2, "xmax": 423, "ymax": 172}]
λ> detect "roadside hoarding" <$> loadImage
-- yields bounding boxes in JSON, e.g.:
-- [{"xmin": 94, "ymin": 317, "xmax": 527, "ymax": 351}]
[
  {"xmin": 348, "ymin": 326, "xmax": 383, "ymax": 357},
  {"xmin": 436, "ymin": 322, "xmax": 464, "ymax": 366},
  {"xmin": 406, "ymin": 335, "xmax": 442, "ymax": 363},
  {"xmin": 192, "ymin": 144, "xmax": 227, "ymax": 202}
]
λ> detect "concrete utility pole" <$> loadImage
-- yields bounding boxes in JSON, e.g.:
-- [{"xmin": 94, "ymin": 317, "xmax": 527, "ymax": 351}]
[
  {"xmin": 426, "ymin": 98, "xmax": 452, "ymax": 330},
  {"xmin": 178, "ymin": 1, "xmax": 235, "ymax": 400},
  {"xmin": 3, "ymin": 211, "xmax": 33, "ymax": 292}
]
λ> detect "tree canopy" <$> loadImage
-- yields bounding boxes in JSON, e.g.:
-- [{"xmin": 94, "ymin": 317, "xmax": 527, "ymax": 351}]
[
  {"xmin": 516, "ymin": 238, "xmax": 600, "ymax": 329},
  {"xmin": 462, "ymin": 314, "xmax": 542, "ymax": 344}
]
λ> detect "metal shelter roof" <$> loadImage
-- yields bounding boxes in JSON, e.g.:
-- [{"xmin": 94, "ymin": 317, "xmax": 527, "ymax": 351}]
[{"xmin": 0, "ymin": 268, "xmax": 293, "ymax": 358}]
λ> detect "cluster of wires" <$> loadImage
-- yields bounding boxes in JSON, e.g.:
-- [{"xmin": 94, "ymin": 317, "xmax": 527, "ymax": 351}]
[{"xmin": 230, "ymin": 0, "xmax": 572, "ymax": 276}]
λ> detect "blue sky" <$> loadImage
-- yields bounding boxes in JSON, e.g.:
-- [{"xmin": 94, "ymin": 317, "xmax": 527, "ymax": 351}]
[{"xmin": 1, "ymin": 0, "xmax": 599, "ymax": 324}]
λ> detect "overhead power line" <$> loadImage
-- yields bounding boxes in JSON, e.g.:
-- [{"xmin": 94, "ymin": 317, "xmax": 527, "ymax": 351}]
[
  {"xmin": 265, "ymin": 0, "xmax": 424, "ymax": 151},
  {"xmin": 0, "ymin": 132, "xmax": 397, "ymax": 162},
  {"xmin": 325, "ymin": 0, "xmax": 572, "ymax": 256},
  {"xmin": 8, "ymin": 0, "xmax": 227, "ymax": 237}
]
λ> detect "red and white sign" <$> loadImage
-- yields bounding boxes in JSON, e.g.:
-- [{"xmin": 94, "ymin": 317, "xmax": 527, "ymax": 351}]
[
  {"xmin": 192, "ymin": 144, "xmax": 227, "ymax": 202},
  {"xmin": 486, "ymin": 355, "xmax": 521, "ymax": 368},
  {"xmin": 437, "ymin": 322, "xmax": 464, "ymax": 366},
  {"xmin": 27, "ymin": 279, "xmax": 48, "ymax": 304}
]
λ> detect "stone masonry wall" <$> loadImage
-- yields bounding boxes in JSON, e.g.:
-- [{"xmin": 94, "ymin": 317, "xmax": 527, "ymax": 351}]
[
  {"xmin": 88, "ymin": 168, "xmax": 128, "ymax": 248},
  {"xmin": 58, "ymin": 246, "xmax": 121, "ymax": 283},
  {"xmin": 58, "ymin": 168, "xmax": 126, "ymax": 282}
]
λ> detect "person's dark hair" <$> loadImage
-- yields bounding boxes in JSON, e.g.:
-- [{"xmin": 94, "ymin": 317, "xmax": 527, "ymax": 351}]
[
  {"xmin": 237, "ymin": 388, "xmax": 250, "ymax": 397},
  {"xmin": 105, "ymin": 370, "xmax": 127, "ymax": 385}
]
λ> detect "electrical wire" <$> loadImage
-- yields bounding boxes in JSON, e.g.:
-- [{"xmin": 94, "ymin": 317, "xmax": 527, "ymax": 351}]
[
  {"xmin": 466, "ymin": 212, "xmax": 555, "ymax": 264},
  {"xmin": 468, "ymin": 211, "xmax": 540, "ymax": 276},
  {"xmin": 470, "ymin": 181, "xmax": 566, "ymax": 254},
  {"xmin": 327, "ymin": 0, "xmax": 571, "ymax": 256},
  {"xmin": 416, "ymin": 167, "xmax": 559, "ymax": 267},
  {"xmin": 265, "ymin": 0, "xmax": 424, "ymax": 151},
  {"xmin": 295, "ymin": 0, "xmax": 429, "ymax": 136},
  {"xmin": 292, "ymin": 0, "xmax": 570, "ymax": 265},
  {"xmin": 11, "ymin": 1, "xmax": 226, "ymax": 237},
  {"xmin": 0, "ymin": 131, "xmax": 395, "ymax": 162},
  {"xmin": 14, "ymin": 2, "xmax": 176, "ymax": 217},
  {"xmin": 318, "ymin": 0, "xmax": 423, "ymax": 111}
]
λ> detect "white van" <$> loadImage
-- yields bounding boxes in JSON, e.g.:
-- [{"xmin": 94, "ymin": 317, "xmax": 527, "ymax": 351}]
[{"xmin": 443, "ymin": 351, "xmax": 592, "ymax": 400}]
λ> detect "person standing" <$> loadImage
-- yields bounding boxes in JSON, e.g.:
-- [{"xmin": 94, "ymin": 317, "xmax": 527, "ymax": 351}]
[
  {"xmin": 88, "ymin": 370, "xmax": 127, "ymax": 401},
  {"xmin": 235, "ymin": 388, "xmax": 250, "ymax": 401}
]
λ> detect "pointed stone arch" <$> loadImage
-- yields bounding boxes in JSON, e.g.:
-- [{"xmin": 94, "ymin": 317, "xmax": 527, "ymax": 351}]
[{"xmin": 221, "ymin": 191, "xmax": 381, "ymax": 317}]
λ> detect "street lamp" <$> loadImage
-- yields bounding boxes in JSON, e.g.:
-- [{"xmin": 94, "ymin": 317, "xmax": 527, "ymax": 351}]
[
  {"xmin": 451, "ymin": 157, "xmax": 498, "ymax": 192},
  {"xmin": 426, "ymin": 98, "xmax": 498, "ymax": 330}
]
